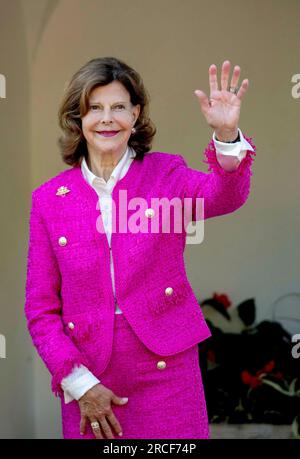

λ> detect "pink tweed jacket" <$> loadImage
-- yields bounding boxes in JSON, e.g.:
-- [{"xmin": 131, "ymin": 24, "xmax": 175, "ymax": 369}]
[{"xmin": 24, "ymin": 137, "xmax": 256, "ymax": 399}]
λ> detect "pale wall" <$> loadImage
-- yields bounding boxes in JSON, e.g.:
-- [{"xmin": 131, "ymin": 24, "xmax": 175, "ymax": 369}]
[{"xmin": 0, "ymin": 0, "xmax": 33, "ymax": 439}]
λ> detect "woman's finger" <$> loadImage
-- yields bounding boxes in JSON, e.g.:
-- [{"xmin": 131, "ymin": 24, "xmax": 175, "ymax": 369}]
[
  {"xmin": 220, "ymin": 60, "xmax": 231, "ymax": 91},
  {"xmin": 107, "ymin": 411, "xmax": 123, "ymax": 437},
  {"xmin": 209, "ymin": 64, "xmax": 218, "ymax": 94},
  {"xmin": 194, "ymin": 90, "xmax": 210, "ymax": 115},
  {"xmin": 99, "ymin": 416, "xmax": 115, "ymax": 439},
  {"xmin": 229, "ymin": 65, "xmax": 241, "ymax": 92},
  {"xmin": 236, "ymin": 79, "xmax": 249, "ymax": 100},
  {"xmin": 80, "ymin": 416, "xmax": 87, "ymax": 436}
]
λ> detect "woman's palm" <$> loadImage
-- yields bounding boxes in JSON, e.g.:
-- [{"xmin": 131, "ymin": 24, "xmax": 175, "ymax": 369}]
[{"xmin": 194, "ymin": 60, "xmax": 249, "ymax": 133}]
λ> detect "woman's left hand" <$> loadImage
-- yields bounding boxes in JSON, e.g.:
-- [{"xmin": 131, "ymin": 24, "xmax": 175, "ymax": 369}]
[{"xmin": 194, "ymin": 60, "xmax": 249, "ymax": 142}]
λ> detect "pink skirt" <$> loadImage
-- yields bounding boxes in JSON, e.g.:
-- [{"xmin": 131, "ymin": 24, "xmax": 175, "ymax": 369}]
[{"xmin": 60, "ymin": 312, "xmax": 210, "ymax": 439}]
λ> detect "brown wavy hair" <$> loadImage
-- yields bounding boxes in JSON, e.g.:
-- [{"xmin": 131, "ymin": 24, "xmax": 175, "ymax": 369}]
[{"xmin": 57, "ymin": 57, "xmax": 157, "ymax": 166}]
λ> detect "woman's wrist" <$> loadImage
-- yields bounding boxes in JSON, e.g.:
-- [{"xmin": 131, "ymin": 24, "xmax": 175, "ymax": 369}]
[{"xmin": 215, "ymin": 127, "xmax": 239, "ymax": 143}]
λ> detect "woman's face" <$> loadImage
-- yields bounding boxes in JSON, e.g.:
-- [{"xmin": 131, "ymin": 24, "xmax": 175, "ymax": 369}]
[{"xmin": 81, "ymin": 80, "xmax": 140, "ymax": 157}]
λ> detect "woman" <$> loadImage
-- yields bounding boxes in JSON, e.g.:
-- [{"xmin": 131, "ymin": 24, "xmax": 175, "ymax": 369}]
[{"xmin": 24, "ymin": 57, "xmax": 256, "ymax": 439}]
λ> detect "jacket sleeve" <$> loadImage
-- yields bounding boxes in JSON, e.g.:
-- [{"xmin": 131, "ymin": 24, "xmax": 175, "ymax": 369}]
[
  {"xmin": 174, "ymin": 133, "xmax": 256, "ymax": 222},
  {"xmin": 24, "ymin": 191, "xmax": 90, "ymax": 398}
]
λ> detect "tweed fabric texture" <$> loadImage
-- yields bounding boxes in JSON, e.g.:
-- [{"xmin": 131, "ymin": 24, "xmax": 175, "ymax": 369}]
[
  {"xmin": 60, "ymin": 312, "xmax": 210, "ymax": 439},
  {"xmin": 24, "ymin": 137, "xmax": 256, "ymax": 401}
]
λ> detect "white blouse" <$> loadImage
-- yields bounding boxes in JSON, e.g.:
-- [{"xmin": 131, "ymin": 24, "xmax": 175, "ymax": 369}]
[{"xmin": 60, "ymin": 129, "xmax": 255, "ymax": 403}]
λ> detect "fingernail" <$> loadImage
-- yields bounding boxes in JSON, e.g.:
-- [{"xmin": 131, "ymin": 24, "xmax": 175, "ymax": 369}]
[
  {"xmin": 118, "ymin": 432, "xmax": 123, "ymax": 436},
  {"xmin": 122, "ymin": 397, "xmax": 128, "ymax": 403}
]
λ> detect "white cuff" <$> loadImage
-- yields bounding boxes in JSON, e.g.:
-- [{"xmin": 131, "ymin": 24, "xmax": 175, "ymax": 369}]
[
  {"xmin": 61, "ymin": 365, "xmax": 101, "ymax": 404},
  {"xmin": 213, "ymin": 128, "xmax": 255, "ymax": 171},
  {"xmin": 213, "ymin": 127, "xmax": 255, "ymax": 159}
]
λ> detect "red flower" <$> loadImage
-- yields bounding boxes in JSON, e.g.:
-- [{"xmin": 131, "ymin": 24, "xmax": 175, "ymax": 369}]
[
  {"xmin": 241, "ymin": 370, "xmax": 263, "ymax": 388},
  {"xmin": 256, "ymin": 360, "xmax": 275, "ymax": 377},
  {"xmin": 241, "ymin": 361, "xmax": 280, "ymax": 389},
  {"xmin": 213, "ymin": 292, "xmax": 232, "ymax": 309}
]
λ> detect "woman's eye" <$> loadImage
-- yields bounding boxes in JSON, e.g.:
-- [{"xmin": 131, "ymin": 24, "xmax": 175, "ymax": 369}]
[{"xmin": 89, "ymin": 104, "xmax": 125, "ymax": 111}]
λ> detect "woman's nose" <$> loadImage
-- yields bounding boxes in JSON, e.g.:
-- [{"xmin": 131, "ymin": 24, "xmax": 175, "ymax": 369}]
[{"xmin": 100, "ymin": 108, "xmax": 114, "ymax": 122}]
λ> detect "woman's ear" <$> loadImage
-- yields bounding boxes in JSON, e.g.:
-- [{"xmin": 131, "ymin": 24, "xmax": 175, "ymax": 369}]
[{"xmin": 133, "ymin": 104, "xmax": 141, "ymax": 123}]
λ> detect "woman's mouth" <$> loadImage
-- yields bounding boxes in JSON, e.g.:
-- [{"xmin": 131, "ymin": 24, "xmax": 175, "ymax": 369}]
[{"xmin": 96, "ymin": 130, "xmax": 120, "ymax": 137}]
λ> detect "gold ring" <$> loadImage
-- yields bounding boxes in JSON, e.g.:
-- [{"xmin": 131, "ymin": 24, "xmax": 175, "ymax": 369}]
[{"xmin": 91, "ymin": 421, "xmax": 100, "ymax": 430}]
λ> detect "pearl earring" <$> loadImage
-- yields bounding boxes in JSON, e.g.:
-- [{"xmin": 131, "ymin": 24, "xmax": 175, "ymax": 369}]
[{"xmin": 131, "ymin": 127, "xmax": 136, "ymax": 134}]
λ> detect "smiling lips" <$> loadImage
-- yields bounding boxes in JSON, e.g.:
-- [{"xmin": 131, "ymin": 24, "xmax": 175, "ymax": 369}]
[{"xmin": 96, "ymin": 130, "xmax": 120, "ymax": 137}]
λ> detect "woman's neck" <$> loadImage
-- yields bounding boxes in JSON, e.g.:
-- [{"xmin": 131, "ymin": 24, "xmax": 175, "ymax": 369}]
[{"xmin": 86, "ymin": 147, "xmax": 127, "ymax": 181}]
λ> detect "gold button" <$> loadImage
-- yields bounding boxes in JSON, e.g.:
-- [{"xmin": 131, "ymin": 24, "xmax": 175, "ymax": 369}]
[
  {"xmin": 68, "ymin": 322, "xmax": 75, "ymax": 329},
  {"xmin": 58, "ymin": 236, "xmax": 67, "ymax": 246},
  {"xmin": 145, "ymin": 208, "xmax": 155, "ymax": 218},
  {"xmin": 165, "ymin": 287, "xmax": 173, "ymax": 296},
  {"xmin": 157, "ymin": 360, "xmax": 167, "ymax": 370}
]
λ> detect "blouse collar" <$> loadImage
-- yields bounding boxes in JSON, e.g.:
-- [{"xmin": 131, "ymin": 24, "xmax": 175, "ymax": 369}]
[{"xmin": 81, "ymin": 146, "xmax": 136, "ymax": 190}]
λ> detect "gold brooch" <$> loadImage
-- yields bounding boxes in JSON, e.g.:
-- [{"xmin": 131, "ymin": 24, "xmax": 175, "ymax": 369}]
[{"xmin": 56, "ymin": 186, "xmax": 70, "ymax": 197}]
